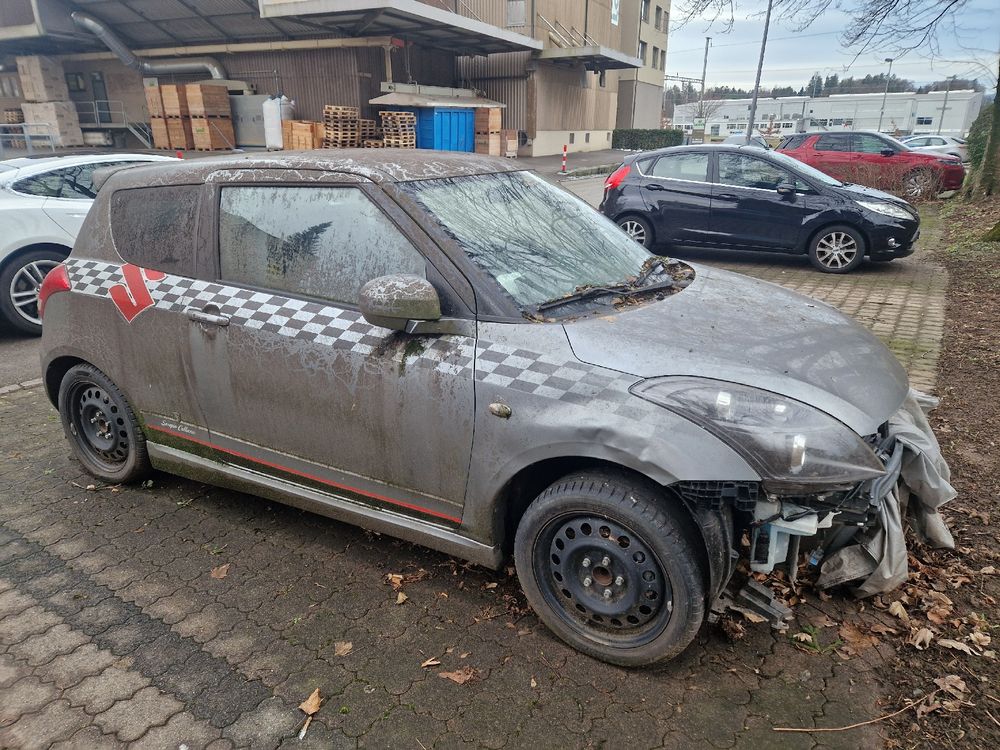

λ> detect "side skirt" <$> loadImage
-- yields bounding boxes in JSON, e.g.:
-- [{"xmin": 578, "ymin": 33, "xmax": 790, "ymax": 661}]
[{"xmin": 146, "ymin": 443, "xmax": 503, "ymax": 569}]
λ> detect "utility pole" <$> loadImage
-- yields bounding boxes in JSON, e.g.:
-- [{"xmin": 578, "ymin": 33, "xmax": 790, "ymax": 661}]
[
  {"xmin": 937, "ymin": 75, "xmax": 956, "ymax": 135},
  {"xmin": 877, "ymin": 57, "xmax": 894, "ymax": 132},
  {"xmin": 745, "ymin": 0, "xmax": 774, "ymax": 144},
  {"xmin": 698, "ymin": 36, "xmax": 711, "ymax": 117}
]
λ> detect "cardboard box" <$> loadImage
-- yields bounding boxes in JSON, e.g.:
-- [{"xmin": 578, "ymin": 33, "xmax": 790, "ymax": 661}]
[
  {"xmin": 281, "ymin": 119, "xmax": 293, "ymax": 149},
  {"xmin": 474, "ymin": 132, "xmax": 501, "ymax": 156},
  {"xmin": 160, "ymin": 84, "xmax": 189, "ymax": 117},
  {"xmin": 191, "ymin": 117, "xmax": 235, "ymax": 150},
  {"xmin": 16, "ymin": 56, "xmax": 69, "ymax": 102},
  {"xmin": 475, "ymin": 107, "xmax": 501, "ymax": 134},
  {"xmin": 501, "ymin": 128, "xmax": 518, "ymax": 157},
  {"xmin": 150, "ymin": 117, "xmax": 171, "ymax": 149},
  {"xmin": 20, "ymin": 101, "xmax": 84, "ymax": 146},
  {"xmin": 167, "ymin": 118, "xmax": 194, "ymax": 150},
  {"xmin": 185, "ymin": 84, "xmax": 231, "ymax": 117},
  {"xmin": 144, "ymin": 83, "xmax": 164, "ymax": 117}
]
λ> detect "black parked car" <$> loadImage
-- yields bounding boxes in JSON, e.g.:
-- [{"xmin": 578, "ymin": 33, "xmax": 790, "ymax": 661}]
[{"xmin": 599, "ymin": 144, "xmax": 920, "ymax": 273}]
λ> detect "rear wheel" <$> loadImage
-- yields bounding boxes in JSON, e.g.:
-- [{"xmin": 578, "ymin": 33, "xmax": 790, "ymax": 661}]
[
  {"xmin": 617, "ymin": 216, "xmax": 654, "ymax": 249},
  {"xmin": 808, "ymin": 225, "xmax": 865, "ymax": 273},
  {"xmin": 0, "ymin": 249, "xmax": 64, "ymax": 335},
  {"xmin": 57, "ymin": 364, "xmax": 150, "ymax": 484},
  {"xmin": 514, "ymin": 471, "xmax": 705, "ymax": 666},
  {"xmin": 902, "ymin": 169, "xmax": 939, "ymax": 200}
]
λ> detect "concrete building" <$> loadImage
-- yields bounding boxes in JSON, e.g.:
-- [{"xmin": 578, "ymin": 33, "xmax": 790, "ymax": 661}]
[
  {"xmin": 0, "ymin": 0, "xmax": 657, "ymax": 156},
  {"xmin": 616, "ymin": 0, "xmax": 669, "ymax": 129},
  {"xmin": 673, "ymin": 90, "xmax": 985, "ymax": 140}
]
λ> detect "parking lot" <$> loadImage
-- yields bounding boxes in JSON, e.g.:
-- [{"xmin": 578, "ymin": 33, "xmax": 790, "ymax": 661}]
[{"xmin": 0, "ymin": 181, "xmax": 949, "ymax": 748}]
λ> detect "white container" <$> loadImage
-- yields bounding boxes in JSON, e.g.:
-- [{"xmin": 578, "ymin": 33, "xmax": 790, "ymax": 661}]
[{"xmin": 263, "ymin": 95, "xmax": 294, "ymax": 150}]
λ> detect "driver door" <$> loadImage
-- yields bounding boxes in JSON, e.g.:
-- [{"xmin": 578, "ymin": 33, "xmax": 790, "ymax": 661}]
[{"xmin": 187, "ymin": 171, "xmax": 476, "ymax": 524}]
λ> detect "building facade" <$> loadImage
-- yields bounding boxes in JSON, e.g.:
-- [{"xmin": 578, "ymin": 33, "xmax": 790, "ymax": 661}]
[
  {"xmin": 0, "ymin": 0, "xmax": 664, "ymax": 156},
  {"xmin": 616, "ymin": 0, "xmax": 669, "ymax": 129},
  {"xmin": 673, "ymin": 90, "xmax": 985, "ymax": 139}
]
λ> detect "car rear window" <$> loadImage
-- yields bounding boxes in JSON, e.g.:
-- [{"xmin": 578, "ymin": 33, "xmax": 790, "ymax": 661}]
[
  {"xmin": 110, "ymin": 185, "xmax": 200, "ymax": 276},
  {"xmin": 778, "ymin": 134, "xmax": 808, "ymax": 150},
  {"xmin": 814, "ymin": 134, "xmax": 851, "ymax": 152}
]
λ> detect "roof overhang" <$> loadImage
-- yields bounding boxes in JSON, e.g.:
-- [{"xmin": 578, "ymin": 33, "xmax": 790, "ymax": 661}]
[
  {"xmin": 536, "ymin": 45, "xmax": 641, "ymax": 72},
  {"xmin": 259, "ymin": 0, "xmax": 543, "ymax": 54},
  {"xmin": 370, "ymin": 92, "xmax": 504, "ymax": 109}
]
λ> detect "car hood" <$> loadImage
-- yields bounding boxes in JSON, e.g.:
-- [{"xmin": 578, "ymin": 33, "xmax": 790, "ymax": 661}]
[
  {"xmin": 838, "ymin": 182, "xmax": 913, "ymax": 208},
  {"xmin": 564, "ymin": 263, "xmax": 909, "ymax": 436}
]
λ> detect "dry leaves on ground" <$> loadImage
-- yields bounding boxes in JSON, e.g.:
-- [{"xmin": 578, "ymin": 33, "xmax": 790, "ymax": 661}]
[
  {"xmin": 333, "ymin": 641, "xmax": 353, "ymax": 657},
  {"xmin": 420, "ymin": 657, "xmax": 441, "ymax": 668},
  {"xmin": 210, "ymin": 563, "xmax": 230, "ymax": 579},
  {"xmin": 838, "ymin": 622, "xmax": 879, "ymax": 656},
  {"xmin": 297, "ymin": 688, "xmax": 323, "ymax": 740},
  {"xmin": 438, "ymin": 667, "xmax": 478, "ymax": 685}
]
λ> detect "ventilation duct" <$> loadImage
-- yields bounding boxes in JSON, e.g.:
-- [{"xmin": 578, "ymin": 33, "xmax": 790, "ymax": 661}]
[{"xmin": 70, "ymin": 11, "xmax": 228, "ymax": 80}]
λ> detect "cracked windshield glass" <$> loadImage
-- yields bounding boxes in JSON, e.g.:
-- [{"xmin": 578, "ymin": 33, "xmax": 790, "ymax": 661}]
[{"xmin": 401, "ymin": 171, "xmax": 656, "ymax": 307}]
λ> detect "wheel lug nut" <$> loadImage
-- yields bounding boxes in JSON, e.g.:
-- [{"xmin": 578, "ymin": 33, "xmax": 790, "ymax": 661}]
[
  {"xmin": 603, "ymin": 588, "xmax": 612, "ymax": 599},
  {"xmin": 601, "ymin": 556, "xmax": 610, "ymax": 567},
  {"xmin": 614, "ymin": 576, "xmax": 625, "ymax": 586},
  {"xmin": 581, "ymin": 557, "xmax": 591, "ymax": 568},
  {"xmin": 583, "ymin": 576, "xmax": 592, "ymax": 587}
]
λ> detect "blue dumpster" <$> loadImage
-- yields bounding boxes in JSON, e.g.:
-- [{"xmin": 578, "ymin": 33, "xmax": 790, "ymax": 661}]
[{"xmin": 388, "ymin": 107, "xmax": 474, "ymax": 152}]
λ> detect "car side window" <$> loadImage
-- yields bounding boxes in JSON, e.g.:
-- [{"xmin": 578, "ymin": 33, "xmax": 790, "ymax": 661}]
[
  {"xmin": 907, "ymin": 138, "xmax": 928, "ymax": 147},
  {"xmin": 12, "ymin": 171, "xmax": 64, "ymax": 197},
  {"xmin": 854, "ymin": 134, "xmax": 891, "ymax": 154},
  {"xmin": 927, "ymin": 137, "xmax": 945, "ymax": 146},
  {"xmin": 717, "ymin": 154, "xmax": 793, "ymax": 190},
  {"xmin": 219, "ymin": 186, "xmax": 425, "ymax": 307},
  {"xmin": 648, "ymin": 153, "xmax": 709, "ymax": 182},
  {"xmin": 110, "ymin": 185, "xmax": 200, "ymax": 276},
  {"xmin": 814, "ymin": 134, "xmax": 851, "ymax": 152}
]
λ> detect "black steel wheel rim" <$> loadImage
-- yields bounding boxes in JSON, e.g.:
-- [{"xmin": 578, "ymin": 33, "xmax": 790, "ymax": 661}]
[
  {"xmin": 533, "ymin": 514, "xmax": 673, "ymax": 647},
  {"xmin": 67, "ymin": 381, "xmax": 130, "ymax": 470}
]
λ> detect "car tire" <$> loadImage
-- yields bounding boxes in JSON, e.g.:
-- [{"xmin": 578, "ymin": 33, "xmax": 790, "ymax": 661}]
[
  {"xmin": 0, "ymin": 249, "xmax": 65, "ymax": 336},
  {"xmin": 514, "ymin": 471, "xmax": 705, "ymax": 666},
  {"xmin": 57, "ymin": 363, "xmax": 151, "ymax": 485},
  {"xmin": 902, "ymin": 169, "xmax": 940, "ymax": 200},
  {"xmin": 617, "ymin": 216, "xmax": 654, "ymax": 249},
  {"xmin": 808, "ymin": 225, "xmax": 866, "ymax": 274}
]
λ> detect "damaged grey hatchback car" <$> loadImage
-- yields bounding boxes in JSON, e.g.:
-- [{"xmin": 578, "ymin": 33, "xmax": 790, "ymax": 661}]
[{"xmin": 38, "ymin": 152, "xmax": 945, "ymax": 666}]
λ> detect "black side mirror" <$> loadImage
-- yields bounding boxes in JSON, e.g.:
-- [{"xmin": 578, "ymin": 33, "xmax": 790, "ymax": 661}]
[
  {"xmin": 880, "ymin": 148, "xmax": 896, "ymax": 157},
  {"xmin": 776, "ymin": 181, "xmax": 796, "ymax": 195}
]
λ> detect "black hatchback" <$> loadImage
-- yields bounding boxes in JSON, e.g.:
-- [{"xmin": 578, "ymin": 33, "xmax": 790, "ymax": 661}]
[{"xmin": 599, "ymin": 144, "xmax": 920, "ymax": 273}]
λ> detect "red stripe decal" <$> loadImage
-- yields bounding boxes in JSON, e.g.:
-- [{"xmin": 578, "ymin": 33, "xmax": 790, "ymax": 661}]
[{"xmin": 147, "ymin": 424, "xmax": 463, "ymax": 524}]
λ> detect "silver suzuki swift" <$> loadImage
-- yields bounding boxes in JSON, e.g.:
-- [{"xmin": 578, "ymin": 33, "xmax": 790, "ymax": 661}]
[{"xmin": 39, "ymin": 151, "xmax": 914, "ymax": 666}]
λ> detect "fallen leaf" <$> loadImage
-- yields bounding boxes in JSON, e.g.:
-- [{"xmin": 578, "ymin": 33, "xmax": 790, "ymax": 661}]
[
  {"xmin": 870, "ymin": 622, "xmax": 898, "ymax": 636},
  {"xmin": 210, "ymin": 563, "xmax": 230, "ymax": 579},
  {"xmin": 459, "ymin": 652, "xmax": 470, "ymax": 659},
  {"xmin": 421, "ymin": 658, "xmax": 441, "ymax": 668},
  {"xmin": 970, "ymin": 632, "xmax": 992, "ymax": 647},
  {"xmin": 938, "ymin": 638, "xmax": 976, "ymax": 655},
  {"xmin": 916, "ymin": 699, "xmax": 943, "ymax": 719},
  {"xmin": 299, "ymin": 688, "xmax": 322, "ymax": 715},
  {"xmin": 395, "ymin": 591, "xmax": 408, "ymax": 605},
  {"xmin": 333, "ymin": 641, "xmax": 353, "ymax": 657},
  {"xmin": 933, "ymin": 675, "xmax": 969, "ymax": 699},
  {"xmin": 86, "ymin": 484, "xmax": 96, "ymax": 491},
  {"xmin": 792, "ymin": 632, "xmax": 813, "ymax": 643},
  {"xmin": 739, "ymin": 609, "xmax": 767, "ymax": 624},
  {"xmin": 384, "ymin": 573, "xmax": 404, "ymax": 590},
  {"xmin": 888, "ymin": 600, "xmax": 910, "ymax": 622},
  {"xmin": 909, "ymin": 627, "xmax": 934, "ymax": 650},
  {"xmin": 926, "ymin": 606, "xmax": 952, "ymax": 625},
  {"xmin": 808, "ymin": 613, "xmax": 838, "ymax": 628},
  {"xmin": 530, "ymin": 677, "xmax": 537, "ymax": 688},
  {"xmin": 838, "ymin": 622, "xmax": 878, "ymax": 654},
  {"xmin": 980, "ymin": 566, "xmax": 996, "ymax": 575},
  {"xmin": 484, "ymin": 582, "xmax": 498, "ymax": 590},
  {"xmin": 438, "ymin": 667, "xmax": 477, "ymax": 685}
]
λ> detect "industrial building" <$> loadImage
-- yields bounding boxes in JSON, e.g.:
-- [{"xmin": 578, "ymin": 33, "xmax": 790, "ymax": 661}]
[
  {"xmin": 673, "ymin": 89, "xmax": 985, "ymax": 140},
  {"xmin": 0, "ymin": 0, "xmax": 669, "ymax": 157}
]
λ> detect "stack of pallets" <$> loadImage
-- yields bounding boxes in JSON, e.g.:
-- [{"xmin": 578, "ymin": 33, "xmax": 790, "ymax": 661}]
[
  {"xmin": 157, "ymin": 84, "xmax": 192, "ymax": 150},
  {"xmin": 187, "ymin": 84, "xmax": 234, "ymax": 151},
  {"xmin": 474, "ymin": 107, "xmax": 502, "ymax": 156},
  {"xmin": 323, "ymin": 105, "xmax": 359, "ymax": 148},
  {"xmin": 3, "ymin": 108, "xmax": 25, "ymax": 149},
  {"xmin": 380, "ymin": 111, "xmax": 416, "ymax": 149}
]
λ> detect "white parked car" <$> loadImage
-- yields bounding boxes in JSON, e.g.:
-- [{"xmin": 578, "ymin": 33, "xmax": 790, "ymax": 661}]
[
  {"xmin": 0, "ymin": 152, "xmax": 176, "ymax": 334},
  {"xmin": 900, "ymin": 135, "xmax": 968, "ymax": 162}
]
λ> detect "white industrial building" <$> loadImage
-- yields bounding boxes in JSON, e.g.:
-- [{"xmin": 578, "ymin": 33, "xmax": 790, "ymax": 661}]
[{"xmin": 673, "ymin": 89, "xmax": 985, "ymax": 139}]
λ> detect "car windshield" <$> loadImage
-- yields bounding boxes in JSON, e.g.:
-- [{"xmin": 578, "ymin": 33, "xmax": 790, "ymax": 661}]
[
  {"xmin": 766, "ymin": 149, "xmax": 844, "ymax": 186},
  {"xmin": 400, "ymin": 171, "xmax": 652, "ymax": 307},
  {"xmin": 882, "ymin": 134, "xmax": 912, "ymax": 151}
]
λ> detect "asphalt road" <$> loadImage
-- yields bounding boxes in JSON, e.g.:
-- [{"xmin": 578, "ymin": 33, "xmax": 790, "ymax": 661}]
[{"xmin": 0, "ymin": 329, "xmax": 41, "ymax": 387}]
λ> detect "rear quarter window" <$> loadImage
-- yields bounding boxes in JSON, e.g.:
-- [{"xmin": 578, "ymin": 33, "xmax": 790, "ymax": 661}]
[{"xmin": 109, "ymin": 185, "xmax": 200, "ymax": 276}]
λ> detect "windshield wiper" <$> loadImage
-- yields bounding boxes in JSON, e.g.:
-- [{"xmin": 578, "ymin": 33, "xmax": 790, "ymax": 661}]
[{"xmin": 535, "ymin": 278, "xmax": 677, "ymax": 313}]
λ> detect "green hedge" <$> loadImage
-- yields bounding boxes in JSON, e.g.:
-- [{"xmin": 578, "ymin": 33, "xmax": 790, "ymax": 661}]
[
  {"xmin": 611, "ymin": 129, "xmax": 684, "ymax": 151},
  {"xmin": 967, "ymin": 105, "xmax": 993, "ymax": 169}
]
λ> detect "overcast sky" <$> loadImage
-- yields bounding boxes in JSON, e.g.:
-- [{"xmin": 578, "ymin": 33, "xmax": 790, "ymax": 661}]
[{"xmin": 664, "ymin": 0, "xmax": 999, "ymax": 91}]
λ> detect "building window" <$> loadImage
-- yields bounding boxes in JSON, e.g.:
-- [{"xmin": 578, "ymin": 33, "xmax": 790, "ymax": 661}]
[
  {"xmin": 641, "ymin": 0, "xmax": 650, "ymax": 22},
  {"xmin": 638, "ymin": 41, "xmax": 647, "ymax": 65},
  {"xmin": 916, "ymin": 116, "xmax": 933, "ymax": 125},
  {"xmin": 651, "ymin": 47, "xmax": 659, "ymax": 69},
  {"xmin": 781, "ymin": 122, "xmax": 793, "ymax": 129},
  {"xmin": 569, "ymin": 132, "xmax": 575, "ymax": 144},
  {"xmin": 585, "ymin": 132, "xmax": 590, "ymax": 143},
  {"xmin": 660, "ymin": 53, "xmax": 666, "ymax": 71},
  {"xmin": 655, "ymin": 6, "xmax": 663, "ymax": 30},
  {"xmin": 710, "ymin": 125, "xmax": 720, "ymax": 136},
  {"xmin": 506, "ymin": 0, "xmax": 527, "ymax": 27},
  {"xmin": 0, "ymin": 75, "xmax": 21, "ymax": 99}
]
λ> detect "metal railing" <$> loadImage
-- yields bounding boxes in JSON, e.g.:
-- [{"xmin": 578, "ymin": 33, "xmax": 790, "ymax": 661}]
[
  {"xmin": 0, "ymin": 124, "xmax": 56, "ymax": 156},
  {"xmin": 74, "ymin": 99, "xmax": 152, "ymax": 149}
]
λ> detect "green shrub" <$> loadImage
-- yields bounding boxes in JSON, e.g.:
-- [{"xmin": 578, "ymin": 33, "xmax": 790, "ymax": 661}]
[
  {"xmin": 967, "ymin": 104, "xmax": 993, "ymax": 168},
  {"xmin": 611, "ymin": 129, "xmax": 684, "ymax": 151}
]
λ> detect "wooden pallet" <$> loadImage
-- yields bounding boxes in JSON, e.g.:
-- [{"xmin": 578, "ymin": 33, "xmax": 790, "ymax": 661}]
[
  {"xmin": 323, "ymin": 104, "xmax": 359, "ymax": 118},
  {"xmin": 159, "ymin": 84, "xmax": 189, "ymax": 117},
  {"xmin": 150, "ymin": 117, "xmax": 171, "ymax": 149},
  {"xmin": 2, "ymin": 109, "xmax": 24, "ymax": 124},
  {"xmin": 362, "ymin": 139, "xmax": 384, "ymax": 148},
  {"xmin": 191, "ymin": 116, "xmax": 235, "ymax": 151},
  {"xmin": 186, "ymin": 84, "xmax": 230, "ymax": 118},
  {"xmin": 167, "ymin": 118, "xmax": 194, "ymax": 150}
]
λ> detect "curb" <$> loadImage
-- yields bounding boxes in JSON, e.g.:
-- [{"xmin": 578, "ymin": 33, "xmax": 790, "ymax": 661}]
[
  {"xmin": 556, "ymin": 163, "xmax": 620, "ymax": 179},
  {"xmin": 0, "ymin": 378, "xmax": 43, "ymax": 395}
]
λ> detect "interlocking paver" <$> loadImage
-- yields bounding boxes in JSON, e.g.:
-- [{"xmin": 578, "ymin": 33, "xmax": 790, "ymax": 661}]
[
  {"xmin": 93, "ymin": 685, "xmax": 185, "ymax": 742},
  {"xmin": 8, "ymin": 623, "xmax": 90, "ymax": 667},
  {"xmin": 64, "ymin": 665, "xmax": 151, "ymax": 715},
  {"xmin": 0, "ymin": 699, "xmax": 88, "ymax": 749}
]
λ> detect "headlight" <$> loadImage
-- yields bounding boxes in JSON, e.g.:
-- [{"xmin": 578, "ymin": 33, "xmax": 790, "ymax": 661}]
[
  {"xmin": 631, "ymin": 378, "xmax": 886, "ymax": 489},
  {"xmin": 855, "ymin": 200, "xmax": 913, "ymax": 220}
]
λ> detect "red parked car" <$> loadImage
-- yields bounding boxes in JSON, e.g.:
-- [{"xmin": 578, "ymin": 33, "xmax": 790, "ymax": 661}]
[{"xmin": 776, "ymin": 131, "xmax": 964, "ymax": 199}]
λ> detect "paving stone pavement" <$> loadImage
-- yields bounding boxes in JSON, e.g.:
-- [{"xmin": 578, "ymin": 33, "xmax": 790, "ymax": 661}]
[{"xmin": 0, "ymin": 205, "xmax": 946, "ymax": 748}]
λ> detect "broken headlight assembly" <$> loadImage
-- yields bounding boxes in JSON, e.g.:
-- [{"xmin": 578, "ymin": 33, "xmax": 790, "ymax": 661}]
[{"xmin": 631, "ymin": 378, "xmax": 886, "ymax": 491}]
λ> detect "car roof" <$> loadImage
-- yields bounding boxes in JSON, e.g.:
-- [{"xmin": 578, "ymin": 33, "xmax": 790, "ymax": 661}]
[
  {"xmin": 0, "ymin": 152, "xmax": 175, "ymax": 178},
  {"xmin": 105, "ymin": 149, "xmax": 523, "ymax": 191},
  {"xmin": 630, "ymin": 144, "xmax": 775, "ymax": 159}
]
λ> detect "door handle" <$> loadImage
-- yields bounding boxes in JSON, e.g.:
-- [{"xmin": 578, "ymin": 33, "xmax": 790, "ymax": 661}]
[
  {"xmin": 715, "ymin": 193, "xmax": 739, "ymax": 201},
  {"xmin": 644, "ymin": 183, "xmax": 666, "ymax": 191},
  {"xmin": 186, "ymin": 308, "xmax": 230, "ymax": 326}
]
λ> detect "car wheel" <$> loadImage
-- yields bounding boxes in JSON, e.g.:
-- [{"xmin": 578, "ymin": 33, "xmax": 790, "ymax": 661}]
[
  {"xmin": 902, "ymin": 169, "xmax": 939, "ymax": 200},
  {"xmin": 0, "ymin": 249, "xmax": 64, "ymax": 335},
  {"xmin": 514, "ymin": 471, "xmax": 705, "ymax": 666},
  {"xmin": 617, "ymin": 216, "xmax": 654, "ymax": 248},
  {"xmin": 57, "ymin": 363, "xmax": 151, "ymax": 484},
  {"xmin": 808, "ymin": 225, "xmax": 865, "ymax": 274}
]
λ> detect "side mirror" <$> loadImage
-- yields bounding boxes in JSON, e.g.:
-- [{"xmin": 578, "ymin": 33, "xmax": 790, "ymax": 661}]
[
  {"xmin": 880, "ymin": 148, "xmax": 896, "ymax": 157},
  {"xmin": 359, "ymin": 274, "xmax": 441, "ymax": 331},
  {"xmin": 776, "ymin": 181, "xmax": 796, "ymax": 195}
]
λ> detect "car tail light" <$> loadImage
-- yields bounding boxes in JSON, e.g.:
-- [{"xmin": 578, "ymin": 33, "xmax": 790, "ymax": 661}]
[
  {"xmin": 605, "ymin": 164, "xmax": 631, "ymax": 191},
  {"xmin": 38, "ymin": 264, "xmax": 70, "ymax": 319}
]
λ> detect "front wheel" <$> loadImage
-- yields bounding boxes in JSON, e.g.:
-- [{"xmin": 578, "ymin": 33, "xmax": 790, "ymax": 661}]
[
  {"xmin": 617, "ymin": 216, "xmax": 654, "ymax": 249},
  {"xmin": 0, "ymin": 249, "xmax": 65, "ymax": 335},
  {"xmin": 808, "ymin": 225, "xmax": 865, "ymax": 273},
  {"xmin": 514, "ymin": 472, "xmax": 706, "ymax": 666},
  {"xmin": 902, "ymin": 169, "xmax": 940, "ymax": 200}
]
